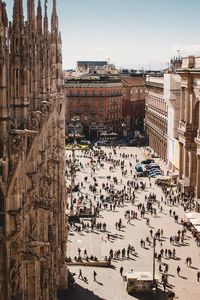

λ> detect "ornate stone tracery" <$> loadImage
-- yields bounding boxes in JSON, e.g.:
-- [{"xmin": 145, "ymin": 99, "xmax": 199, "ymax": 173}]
[{"xmin": 0, "ymin": 0, "xmax": 67, "ymax": 299}]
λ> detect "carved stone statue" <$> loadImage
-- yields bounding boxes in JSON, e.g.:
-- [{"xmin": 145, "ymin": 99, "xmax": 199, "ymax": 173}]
[
  {"xmin": 15, "ymin": 213, "xmax": 22, "ymax": 232},
  {"xmin": 9, "ymin": 259, "xmax": 22, "ymax": 298}
]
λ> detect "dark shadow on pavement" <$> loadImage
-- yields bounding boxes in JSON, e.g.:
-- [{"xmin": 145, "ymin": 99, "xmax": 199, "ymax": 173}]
[
  {"xmin": 128, "ymin": 288, "xmax": 169, "ymax": 300},
  {"xmin": 58, "ymin": 284, "xmax": 107, "ymax": 300}
]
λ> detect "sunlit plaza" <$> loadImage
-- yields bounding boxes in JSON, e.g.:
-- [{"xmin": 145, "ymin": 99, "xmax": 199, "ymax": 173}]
[{"xmin": 65, "ymin": 146, "xmax": 200, "ymax": 300}]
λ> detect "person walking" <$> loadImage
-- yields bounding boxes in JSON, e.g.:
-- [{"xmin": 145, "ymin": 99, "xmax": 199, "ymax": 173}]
[
  {"xmin": 78, "ymin": 269, "xmax": 83, "ymax": 279},
  {"xmin": 197, "ymin": 271, "xmax": 200, "ymax": 282},
  {"xmin": 120, "ymin": 266, "xmax": 124, "ymax": 276},
  {"xmin": 93, "ymin": 270, "xmax": 97, "ymax": 281},
  {"xmin": 177, "ymin": 266, "xmax": 181, "ymax": 276}
]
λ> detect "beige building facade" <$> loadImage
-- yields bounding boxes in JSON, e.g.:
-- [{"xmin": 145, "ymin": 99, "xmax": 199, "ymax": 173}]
[
  {"xmin": 177, "ymin": 56, "xmax": 200, "ymax": 210},
  {"xmin": 145, "ymin": 76, "xmax": 168, "ymax": 161},
  {"xmin": 164, "ymin": 74, "xmax": 181, "ymax": 173},
  {"xmin": 0, "ymin": 1, "xmax": 67, "ymax": 299}
]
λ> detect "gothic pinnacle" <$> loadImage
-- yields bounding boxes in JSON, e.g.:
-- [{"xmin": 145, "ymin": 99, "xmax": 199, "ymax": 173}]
[
  {"xmin": 27, "ymin": 0, "xmax": 35, "ymax": 29},
  {"xmin": 37, "ymin": 0, "xmax": 42, "ymax": 33},
  {"xmin": 44, "ymin": 0, "xmax": 48, "ymax": 35},
  {"xmin": 13, "ymin": 0, "xmax": 24, "ymax": 29},
  {"xmin": 51, "ymin": 0, "xmax": 58, "ymax": 33}
]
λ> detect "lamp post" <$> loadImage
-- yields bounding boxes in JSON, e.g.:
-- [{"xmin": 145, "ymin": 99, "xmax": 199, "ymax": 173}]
[
  {"xmin": 70, "ymin": 116, "xmax": 80, "ymax": 212},
  {"xmin": 153, "ymin": 236, "xmax": 156, "ymax": 283},
  {"xmin": 121, "ymin": 122, "xmax": 126, "ymax": 138}
]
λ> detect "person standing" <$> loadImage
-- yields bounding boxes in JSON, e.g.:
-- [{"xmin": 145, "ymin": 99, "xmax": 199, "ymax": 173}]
[
  {"xmin": 120, "ymin": 266, "xmax": 124, "ymax": 276},
  {"xmin": 93, "ymin": 270, "xmax": 97, "ymax": 281},
  {"xmin": 177, "ymin": 266, "xmax": 180, "ymax": 276}
]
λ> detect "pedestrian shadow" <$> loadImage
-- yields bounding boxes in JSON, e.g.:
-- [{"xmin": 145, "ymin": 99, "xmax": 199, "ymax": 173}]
[
  {"xmin": 190, "ymin": 266, "xmax": 199, "ymax": 270},
  {"xmin": 127, "ymin": 257, "xmax": 136, "ymax": 261},
  {"xmin": 79, "ymin": 277, "xmax": 89, "ymax": 284},
  {"xmin": 168, "ymin": 273, "xmax": 175, "ymax": 278},
  {"xmin": 173, "ymin": 257, "xmax": 181, "ymax": 261},
  {"xmin": 132, "ymin": 253, "xmax": 139, "ymax": 258},
  {"xmin": 182, "ymin": 242, "xmax": 190, "ymax": 246},
  {"xmin": 96, "ymin": 280, "xmax": 103, "ymax": 286},
  {"xmin": 179, "ymin": 275, "xmax": 188, "ymax": 280}
]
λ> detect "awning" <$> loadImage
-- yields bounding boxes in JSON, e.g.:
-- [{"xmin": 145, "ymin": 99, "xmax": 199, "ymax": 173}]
[
  {"xmin": 194, "ymin": 225, "xmax": 200, "ymax": 232},
  {"xmin": 185, "ymin": 212, "xmax": 200, "ymax": 219},
  {"xmin": 191, "ymin": 218, "xmax": 200, "ymax": 225}
]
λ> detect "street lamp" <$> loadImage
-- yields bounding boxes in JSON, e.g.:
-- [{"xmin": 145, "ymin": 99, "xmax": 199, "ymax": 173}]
[
  {"xmin": 152, "ymin": 236, "xmax": 156, "ymax": 284},
  {"xmin": 121, "ymin": 122, "xmax": 126, "ymax": 138}
]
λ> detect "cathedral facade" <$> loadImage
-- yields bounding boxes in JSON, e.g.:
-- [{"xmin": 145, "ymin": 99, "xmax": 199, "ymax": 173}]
[{"xmin": 0, "ymin": 0, "xmax": 67, "ymax": 299}]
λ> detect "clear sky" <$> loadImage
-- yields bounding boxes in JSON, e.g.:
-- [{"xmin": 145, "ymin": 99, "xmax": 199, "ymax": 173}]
[{"xmin": 5, "ymin": 0, "xmax": 200, "ymax": 70}]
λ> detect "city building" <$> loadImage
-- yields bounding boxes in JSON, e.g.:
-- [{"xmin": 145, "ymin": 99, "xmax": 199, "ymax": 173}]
[
  {"xmin": 65, "ymin": 73, "xmax": 123, "ymax": 140},
  {"xmin": 0, "ymin": 1, "xmax": 67, "ymax": 299},
  {"xmin": 176, "ymin": 56, "xmax": 200, "ymax": 210},
  {"xmin": 121, "ymin": 75, "xmax": 145, "ymax": 136},
  {"xmin": 145, "ymin": 76, "xmax": 168, "ymax": 161},
  {"xmin": 164, "ymin": 74, "xmax": 181, "ymax": 174},
  {"xmin": 77, "ymin": 61, "xmax": 108, "ymax": 72}
]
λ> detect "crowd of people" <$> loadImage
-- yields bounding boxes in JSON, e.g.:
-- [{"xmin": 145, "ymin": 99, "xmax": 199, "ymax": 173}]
[{"xmin": 66, "ymin": 145, "xmax": 200, "ymax": 297}]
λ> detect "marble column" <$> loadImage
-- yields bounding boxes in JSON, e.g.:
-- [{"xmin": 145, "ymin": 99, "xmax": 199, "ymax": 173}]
[
  {"xmin": 184, "ymin": 146, "xmax": 189, "ymax": 178},
  {"xmin": 179, "ymin": 142, "xmax": 183, "ymax": 179},
  {"xmin": 196, "ymin": 155, "xmax": 200, "ymax": 198},
  {"xmin": 185, "ymin": 89, "xmax": 190, "ymax": 123},
  {"xmin": 180, "ymin": 88, "xmax": 185, "ymax": 121}
]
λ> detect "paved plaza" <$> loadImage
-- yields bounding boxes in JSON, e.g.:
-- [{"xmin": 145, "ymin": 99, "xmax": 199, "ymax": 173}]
[{"xmin": 66, "ymin": 146, "xmax": 200, "ymax": 300}]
